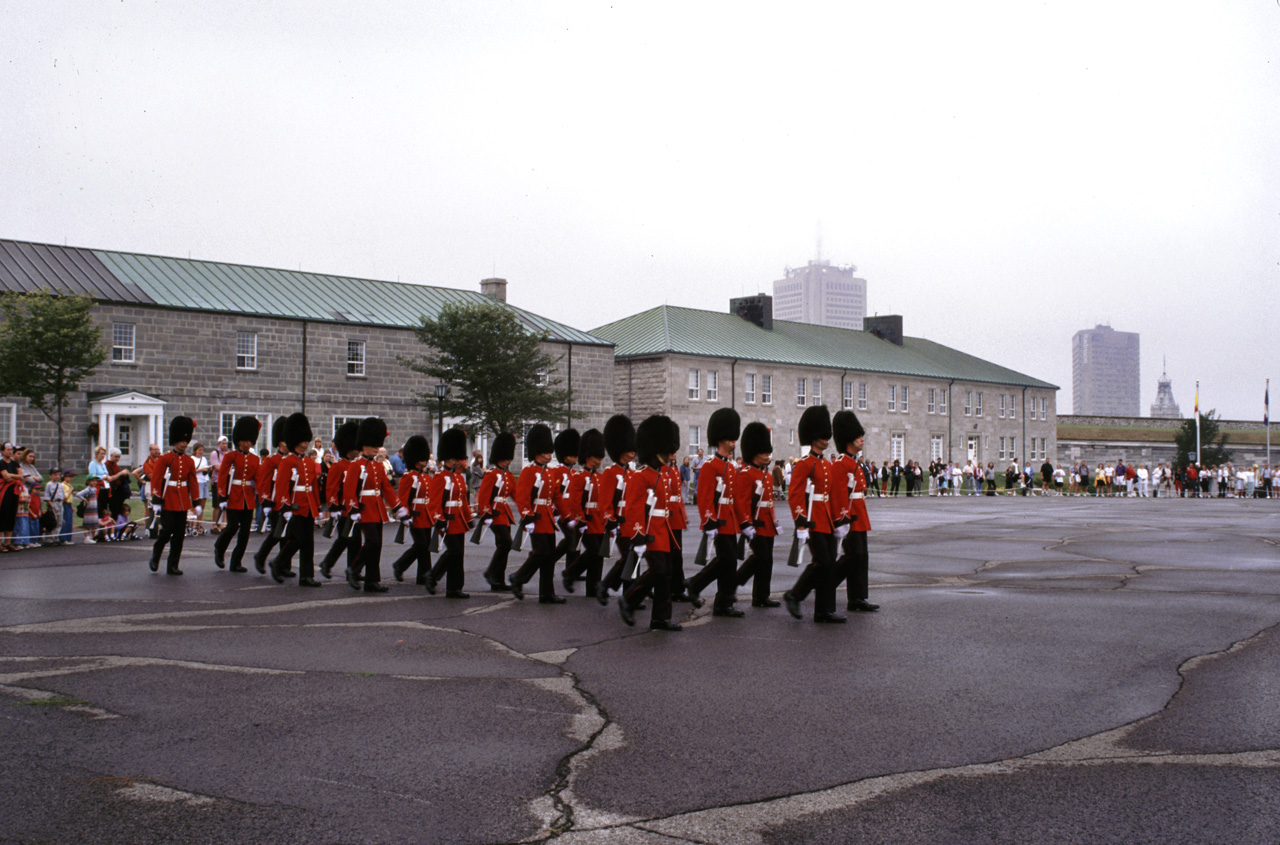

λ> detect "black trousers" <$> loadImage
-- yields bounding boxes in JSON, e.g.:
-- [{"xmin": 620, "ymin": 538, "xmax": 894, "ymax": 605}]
[
  {"xmin": 152, "ymin": 509, "xmax": 187, "ymax": 571},
  {"xmin": 483, "ymin": 523, "xmax": 513, "ymax": 584},
  {"xmin": 253, "ymin": 510, "xmax": 282, "ymax": 567},
  {"xmin": 318, "ymin": 515, "xmax": 359, "ymax": 575},
  {"xmin": 213, "ymin": 508, "xmax": 254, "ymax": 568},
  {"xmin": 279, "ymin": 515, "xmax": 316, "ymax": 579},
  {"xmin": 564, "ymin": 532, "xmax": 605, "ymax": 594},
  {"xmin": 429, "ymin": 532, "xmax": 465, "ymax": 593},
  {"xmin": 549, "ymin": 525, "xmax": 581, "ymax": 568},
  {"xmin": 687, "ymin": 533, "xmax": 739, "ymax": 607},
  {"xmin": 736, "ymin": 534, "xmax": 775, "ymax": 602},
  {"xmin": 624, "ymin": 549, "xmax": 672, "ymax": 625},
  {"xmin": 600, "ymin": 536, "xmax": 632, "ymax": 592},
  {"xmin": 668, "ymin": 529, "xmax": 686, "ymax": 594},
  {"xmin": 834, "ymin": 530, "xmax": 869, "ymax": 605},
  {"xmin": 391, "ymin": 525, "xmax": 432, "ymax": 584},
  {"xmin": 352, "ymin": 522, "xmax": 384, "ymax": 585},
  {"xmin": 511, "ymin": 532, "xmax": 556, "ymax": 597},
  {"xmin": 789, "ymin": 531, "xmax": 837, "ymax": 617}
]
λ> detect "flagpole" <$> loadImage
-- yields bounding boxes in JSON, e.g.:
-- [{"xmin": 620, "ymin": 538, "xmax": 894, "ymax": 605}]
[
  {"xmin": 1266, "ymin": 378, "xmax": 1271, "ymax": 468},
  {"xmin": 1195, "ymin": 380, "xmax": 1201, "ymax": 467}
]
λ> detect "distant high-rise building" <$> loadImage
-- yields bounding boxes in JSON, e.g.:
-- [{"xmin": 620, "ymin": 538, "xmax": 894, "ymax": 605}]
[
  {"xmin": 1149, "ymin": 359, "xmax": 1181, "ymax": 419},
  {"xmin": 771, "ymin": 259, "xmax": 866, "ymax": 330},
  {"xmin": 1072, "ymin": 325, "xmax": 1140, "ymax": 416}
]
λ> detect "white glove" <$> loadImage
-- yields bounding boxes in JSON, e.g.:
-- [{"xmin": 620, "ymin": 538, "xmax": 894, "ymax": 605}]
[
  {"xmin": 393, "ymin": 506, "xmax": 409, "ymax": 521},
  {"xmin": 350, "ymin": 512, "xmax": 362, "ymax": 524},
  {"xmin": 524, "ymin": 522, "xmax": 536, "ymax": 535},
  {"xmin": 483, "ymin": 518, "xmax": 493, "ymax": 526},
  {"xmin": 283, "ymin": 511, "xmax": 292, "ymax": 522},
  {"xmin": 219, "ymin": 501, "xmax": 227, "ymax": 510},
  {"xmin": 742, "ymin": 526, "xmax": 756, "ymax": 541},
  {"xmin": 195, "ymin": 506, "xmax": 203, "ymax": 518},
  {"xmin": 568, "ymin": 519, "xmax": 578, "ymax": 529},
  {"xmin": 705, "ymin": 528, "xmax": 718, "ymax": 538},
  {"xmin": 262, "ymin": 504, "xmax": 272, "ymax": 515},
  {"xmin": 632, "ymin": 544, "xmax": 647, "ymax": 557},
  {"xmin": 835, "ymin": 525, "xmax": 850, "ymax": 540},
  {"xmin": 796, "ymin": 529, "xmax": 809, "ymax": 543}
]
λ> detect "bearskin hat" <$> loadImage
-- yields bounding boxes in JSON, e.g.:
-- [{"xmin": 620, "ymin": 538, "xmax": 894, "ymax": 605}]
[
  {"xmin": 740, "ymin": 422, "xmax": 773, "ymax": 463},
  {"xmin": 707, "ymin": 408, "xmax": 741, "ymax": 447},
  {"xmin": 797, "ymin": 404, "xmax": 832, "ymax": 445},
  {"xmin": 169, "ymin": 415, "xmax": 196, "ymax": 446},
  {"xmin": 231, "ymin": 415, "xmax": 261, "ymax": 445},
  {"xmin": 357, "ymin": 417, "xmax": 388, "ymax": 449},
  {"xmin": 553, "ymin": 428, "xmax": 580, "ymax": 463},
  {"xmin": 271, "ymin": 416, "xmax": 288, "ymax": 448},
  {"xmin": 664, "ymin": 417, "xmax": 682, "ymax": 458},
  {"xmin": 525, "ymin": 423, "xmax": 554, "ymax": 460},
  {"xmin": 489, "ymin": 432, "xmax": 516, "ymax": 465},
  {"xmin": 635, "ymin": 415, "xmax": 671, "ymax": 469},
  {"xmin": 579, "ymin": 428, "xmax": 605, "ymax": 462},
  {"xmin": 284, "ymin": 413, "xmax": 313, "ymax": 451},
  {"xmin": 603, "ymin": 414, "xmax": 636, "ymax": 464},
  {"xmin": 438, "ymin": 427, "xmax": 468, "ymax": 462},
  {"xmin": 334, "ymin": 420, "xmax": 360, "ymax": 457},
  {"xmin": 832, "ymin": 410, "xmax": 866, "ymax": 453},
  {"xmin": 403, "ymin": 434, "xmax": 431, "ymax": 468}
]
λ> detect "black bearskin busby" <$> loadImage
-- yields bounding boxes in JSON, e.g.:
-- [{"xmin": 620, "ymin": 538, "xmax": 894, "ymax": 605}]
[
  {"xmin": 832, "ymin": 410, "xmax": 866, "ymax": 454},
  {"xmin": 740, "ymin": 422, "xmax": 773, "ymax": 463},
  {"xmin": 636, "ymin": 414, "xmax": 678, "ymax": 469},
  {"xmin": 271, "ymin": 416, "xmax": 288, "ymax": 448},
  {"xmin": 579, "ymin": 428, "xmax": 605, "ymax": 462},
  {"xmin": 553, "ymin": 428, "xmax": 580, "ymax": 463},
  {"xmin": 603, "ymin": 414, "xmax": 635, "ymax": 464},
  {"xmin": 169, "ymin": 415, "xmax": 196, "ymax": 446},
  {"xmin": 489, "ymin": 432, "xmax": 516, "ymax": 465},
  {"xmin": 707, "ymin": 408, "xmax": 741, "ymax": 447},
  {"xmin": 231, "ymin": 415, "xmax": 261, "ymax": 445},
  {"xmin": 334, "ymin": 420, "xmax": 359, "ymax": 457},
  {"xmin": 284, "ymin": 412, "xmax": 313, "ymax": 452},
  {"xmin": 357, "ymin": 417, "xmax": 387, "ymax": 450},
  {"xmin": 438, "ymin": 427, "xmax": 468, "ymax": 463},
  {"xmin": 525, "ymin": 423, "xmax": 554, "ymax": 461},
  {"xmin": 403, "ymin": 434, "xmax": 431, "ymax": 468},
  {"xmin": 797, "ymin": 404, "xmax": 832, "ymax": 446}
]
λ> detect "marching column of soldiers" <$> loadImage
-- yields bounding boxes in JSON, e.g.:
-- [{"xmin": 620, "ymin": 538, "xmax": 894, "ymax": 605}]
[{"xmin": 141, "ymin": 408, "xmax": 881, "ymax": 628}]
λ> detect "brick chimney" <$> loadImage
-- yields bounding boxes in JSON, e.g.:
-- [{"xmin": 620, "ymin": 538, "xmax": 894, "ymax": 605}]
[{"xmin": 480, "ymin": 277, "xmax": 507, "ymax": 303}]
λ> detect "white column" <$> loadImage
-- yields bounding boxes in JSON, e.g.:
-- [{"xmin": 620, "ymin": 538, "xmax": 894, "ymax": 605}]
[
  {"xmin": 105, "ymin": 413, "xmax": 116, "ymax": 453},
  {"xmin": 97, "ymin": 411, "xmax": 108, "ymax": 452}
]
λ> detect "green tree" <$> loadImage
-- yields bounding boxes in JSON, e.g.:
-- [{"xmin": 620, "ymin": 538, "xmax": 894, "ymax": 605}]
[
  {"xmin": 399, "ymin": 300, "xmax": 577, "ymax": 438},
  {"xmin": 0, "ymin": 289, "xmax": 107, "ymax": 467},
  {"xmin": 1173, "ymin": 409, "xmax": 1232, "ymax": 470}
]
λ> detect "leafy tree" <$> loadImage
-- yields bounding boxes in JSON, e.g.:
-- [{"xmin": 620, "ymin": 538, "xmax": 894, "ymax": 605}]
[
  {"xmin": 1173, "ymin": 409, "xmax": 1232, "ymax": 470},
  {"xmin": 0, "ymin": 289, "xmax": 107, "ymax": 467},
  {"xmin": 399, "ymin": 300, "xmax": 577, "ymax": 438}
]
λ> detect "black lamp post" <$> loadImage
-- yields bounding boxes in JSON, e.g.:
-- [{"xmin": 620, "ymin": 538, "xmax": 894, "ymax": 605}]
[{"xmin": 434, "ymin": 383, "xmax": 449, "ymax": 443}]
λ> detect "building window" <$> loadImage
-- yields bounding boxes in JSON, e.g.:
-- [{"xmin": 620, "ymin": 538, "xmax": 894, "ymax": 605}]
[
  {"xmin": 930, "ymin": 434, "xmax": 943, "ymax": 461},
  {"xmin": 789, "ymin": 428, "xmax": 795, "ymax": 445},
  {"xmin": 999, "ymin": 436, "xmax": 1006, "ymax": 460},
  {"xmin": 858, "ymin": 382, "xmax": 868, "ymax": 411},
  {"xmin": 900, "ymin": 385, "xmax": 908, "ymax": 414},
  {"xmin": 112, "ymin": 323, "xmax": 135, "ymax": 363},
  {"xmin": 744, "ymin": 373, "xmax": 756, "ymax": 404},
  {"xmin": 975, "ymin": 392, "xmax": 983, "ymax": 418},
  {"xmin": 535, "ymin": 367, "xmax": 549, "ymax": 387},
  {"xmin": 761, "ymin": 375, "xmax": 772, "ymax": 405},
  {"xmin": 964, "ymin": 391, "xmax": 972, "ymax": 416},
  {"xmin": 689, "ymin": 424, "xmax": 700, "ymax": 456},
  {"xmin": 1040, "ymin": 437, "xmax": 1048, "ymax": 459},
  {"xmin": 347, "ymin": 340, "xmax": 366, "ymax": 377},
  {"xmin": 706, "ymin": 370, "xmax": 718, "ymax": 403},
  {"xmin": 236, "ymin": 331, "xmax": 257, "ymax": 370},
  {"xmin": 1009, "ymin": 436, "xmax": 1016, "ymax": 460},
  {"xmin": 0, "ymin": 403, "xmax": 15, "ymax": 445},
  {"xmin": 796, "ymin": 377, "xmax": 807, "ymax": 407},
  {"xmin": 1009, "ymin": 394, "xmax": 1015, "ymax": 421},
  {"xmin": 688, "ymin": 369, "xmax": 700, "ymax": 400},
  {"xmin": 222, "ymin": 412, "xmax": 270, "ymax": 452},
  {"xmin": 887, "ymin": 385, "xmax": 896, "ymax": 413},
  {"xmin": 332, "ymin": 416, "xmax": 359, "ymax": 439},
  {"xmin": 1040, "ymin": 398, "xmax": 1048, "ymax": 420},
  {"xmin": 891, "ymin": 433, "xmax": 904, "ymax": 462},
  {"xmin": 928, "ymin": 388, "xmax": 936, "ymax": 414},
  {"xmin": 998, "ymin": 394, "xmax": 1006, "ymax": 418},
  {"xmin": 939, "ymin": 389, "xmax": 947, "ymax": 415},
  {"xmin": 812, "ymin": 378, "xmax": 822, "ymax": 406},
  {"xmin": 843, "ymin": 381, "xmax": 853, "ymax": 410}
]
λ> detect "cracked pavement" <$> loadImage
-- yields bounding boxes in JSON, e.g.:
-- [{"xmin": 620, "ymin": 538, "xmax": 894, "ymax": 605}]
[{"xmin": 1, "ymin": 497, "xmax": 1278, "ymax": 844}]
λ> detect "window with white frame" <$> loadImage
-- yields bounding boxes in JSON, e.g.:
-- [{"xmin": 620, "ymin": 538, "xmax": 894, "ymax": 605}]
[
  {"xmin": 1009, "ymin": 394, "xmax": 1015, "ymax": 420},
  {"xmin": 900, "ymin": 385, "xmax": 908, "ymax": 414},
  {"xmin": 928, "ymin": 388, "xmax": 936, "ymax": 414},
  {"xmin": 0, "ymin": 403, "xmax": 14, "ymax": 445},
  {"xmin": 964, "ymin": 391, "xmax": 972, "ymax": 416},
  {"xmin": 999, "ymin": 436, "xmax": 1006, "ymax": 460},
  {"xmin": 761, "ymin": 375, "xmax": 772, "ymax": 405},
  {"xmin": 858, "ymin": 382, "xmax": 868, "ymax": 411},
  {"xmin": 887, "ymin": 385, "xmax": 896, "ymax": 413},
  {"xmin": 796, "ymin": 377, "xmax": 807, "ymax": 406},
  {"xmin": 843, "ymin": 381, "xmax": 853, "ymax": 410},
  {"xmin": 1040, "ymin": 398, "xmax": 1048, "ymax": 420},
  {"xmin": 347, "ymin": 340, "xmax": 366, "ymax": 377},
  {"xmin": 891, "ymin": 433, "xmax": 905, "ymax": 462},
  {"xmin": 744, "ymin": 373, "xmax": 756, "ymax": 404},
  {"xmin": 789, "ymin": 428, "xmax": 795, "ymax": 445},
  {"xmin": 688, "ymin": 369, "xmax": 700, "ymax": 400},
  {"xmin": 1040, "ymin": 437, "xmax": 1048, "ymax": 459},
  {"xmin": 706, "ymin": 370, "xmax": 718, "ymax": 402},
  {"xmin": 112, "ymin": 323, "xmax": 135, "ymax": 363},
  {"xmin": 1009, "ymin": 436, "xmax": 1016, "ymax": 459},
  {"xmin": 811, "ymin": 378, "xmax": 822, "ymax": 406},
  {"xmin": 939, "ymin": 389, "xmax": 947, "ymax": 415},
  {"xmin": 535, "ymin": 366, "xmax": 549, "ymax": 387},
  {"xmin": 930, "ymin": 434, "xmax": 943, "ymax": 461},
  {"xmin": 688, "ymin": 424, "xmax": 700, "ymax": 455},
  {"xmin": 975, "ymin": 392, "xmax": 983, "ymax": 418},
  {"xmin": 998, "ymin": 394, "xmax": 1006, "ymax": 418},
  {"xmin": 236, "ymin": 331, "xmax": 257, "ymax": 370}
]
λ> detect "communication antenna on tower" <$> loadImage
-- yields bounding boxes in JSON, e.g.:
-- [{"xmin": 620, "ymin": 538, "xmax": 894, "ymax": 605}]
[{"xmin": 815, "ymin": 221, "xmax": 823, "ymax": 263}]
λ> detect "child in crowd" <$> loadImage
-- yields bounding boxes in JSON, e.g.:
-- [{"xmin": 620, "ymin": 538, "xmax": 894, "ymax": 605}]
[
  {"xmin": 99, "ymin": 511, "xmax": 117, "ymax": 541},
  {"xmin": 117, "ymin": 503, "xmax": 138, "ymax": 539},
  {"xmin": 43, "ymin": 469, "xmax": 67, "ymax": 545},
  {"xmin": 76, "ymin": 477, "xmax": 102, "ymax": 543}
]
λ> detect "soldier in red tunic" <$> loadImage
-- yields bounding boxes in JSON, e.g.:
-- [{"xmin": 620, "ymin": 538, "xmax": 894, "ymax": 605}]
[
  {"xmin": 662, "ymin": 451, "xmax": 695, "ymax": 604},
  {"xmin": 252, "ymin": 418, "xmax": 289, "ymax": 574},
  {"xmin": 477, "ymin": 432, "xmax": 518, "ymax": 591},
  {"xmin": 547, "ymin": 428, "xmax": 580, "ymax": 576},
  {"xmin": 343, "ymin": 417, "xmax": 407, "ymax": 593},
  {"xmin": 831, "ymin": 410, "xmax": 878, "ymax": 613},
  {"xmin": 425, "ymin": 427, "xmax": 475, "ymax": 598},
  {"xmin": 148, "ymin": 416, "xmax": 202, "ymax": 576},
  {"xmin": 734, "ymin": 422, "xmax": 780, "ymax": 608},
  {"xmin": 596, "ymin": 415, "xmax": 637, "ymax": 605},
  {"xmin": 783, "ymin": 405, "xmax": 844, "ymax": 623},
  {"xmin": 318, "ymin": 421, "xmax": 360, "ymax": 580},
  {"xmin": 269, "ymin": 413, "xmax": 323, "ymax": 586},
  {"xmin": 618, "ymin": 415, "xmax": 683, "ymax": 631},
  {"xmin": 390, "ymin": 434, "xmax": 433, "ymax": 586},
  {"xmin": 509, "ymin": 424, "xmax": 561, "ymax": 602},
  {"xmin": 560, "ymin": 428, "xmax": 606, "ymax": 597},
  {"xmin": 213, "ymin": 415, "xmax": 261, "ymax": 572},
  {"xmin": 687, "ymin": 408, "xmax": 745, "ymax": 617}
]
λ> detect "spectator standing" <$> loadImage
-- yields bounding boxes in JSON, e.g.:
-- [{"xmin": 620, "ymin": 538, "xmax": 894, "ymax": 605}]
[
  {"xmin": 210, "ymin": 436, "xmax": 231, "ymax": 534},
  {"xmin": 76, "ymin": 477, "xmax": 103, "ymax": 543}
]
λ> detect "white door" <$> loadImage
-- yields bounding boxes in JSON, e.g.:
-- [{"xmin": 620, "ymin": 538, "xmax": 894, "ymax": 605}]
[
  {"xmin": 115, "ymin": 418, "xmax": 135, "ymax": 467},
  {"xmin": 967, "ymin": 435, "xmax": 978, "ymax": 463}
]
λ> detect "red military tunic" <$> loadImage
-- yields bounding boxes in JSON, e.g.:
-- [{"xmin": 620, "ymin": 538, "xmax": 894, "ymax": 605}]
[
  {"xmin": 397, "ymin": 470, "xmax": 433, "ymax": 530},
  {"xmin": 217, "ymin": 449, "xmax": 260, "ymax": 511},
  {"xmin": 428, "ymin": 468, "xmax": 474, "ymax": 535},
  {"xmin": 274, "ymin": 454, "xmax": 321, "ymax": 518},
  {"xmin": 623, "ymin": 465, "xmax": 671, "ymax": 553},
  {"xmin": 476, "ymin": 467, "xmax": 517, "ymax": 526},
  {"xmin": 551, "ymin": 465, "xmax": 576, "ymax": 522},
  {"xmin": 566, "ymin": 468, "xmax": 600, "ymax": 532},
  {"xmin": 152, "ymin": 450, "xmax": 200, "ymax": 512},
  {"xmin": 660, "ymin": 464, "xmax": 687, "ymax": 532},
  {"xmin": 789, "ymin": 452, "xmax": 836, "ymax": 534},
  {"xmin": 256, "ymin": 450, "xmax": 286, "ymax": 511},
  {"xmin": 735, "ymin": 463, "xmax": 778, "ymax": 538},
  {"xmin": 600, "ymin": 463, "xmax": 630, "ymax": 538},
  {"xmin": 831, "ymin": 454, "xmax": 871, "ymax": 532},
  {"xmin": 325, "ymin": 457, "xmax": 350, "ymax": 513},
  {"xmin": 696, "ymin": 454, "xmax": 739, "ymax": 535},
  {"xmin": 515, "ymin": 463, "xmax": 556, "ymax": 534},
  {"xmin": 343, "ymin": 455, "xmax": 398, "ymax": 523}
]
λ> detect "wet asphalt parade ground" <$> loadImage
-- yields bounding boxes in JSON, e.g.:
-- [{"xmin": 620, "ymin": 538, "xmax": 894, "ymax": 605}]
[{"xmin": 2, "ymin": 495, "xmax": 1278, "ymax": 845}]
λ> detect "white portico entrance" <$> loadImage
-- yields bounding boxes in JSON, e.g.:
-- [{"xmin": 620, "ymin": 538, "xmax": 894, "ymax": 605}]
[{"xmin": 89, "ymin": 391, "xmax": 166, "ymax": 468}]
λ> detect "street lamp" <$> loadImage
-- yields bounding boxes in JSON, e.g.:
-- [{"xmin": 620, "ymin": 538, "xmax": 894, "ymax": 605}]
[{"xmin": 434, "ymin": 383, "xmax": 449, "ymax": 443}]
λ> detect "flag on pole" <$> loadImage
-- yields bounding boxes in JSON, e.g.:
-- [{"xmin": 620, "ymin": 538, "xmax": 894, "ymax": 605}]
[{"xmin": 1194, "ymin": 384, "xmax": 1199, "ymax": 416}]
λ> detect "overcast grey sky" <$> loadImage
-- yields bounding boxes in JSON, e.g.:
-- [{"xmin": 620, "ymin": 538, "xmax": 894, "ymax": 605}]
[{"xmin": 4, "ymin": 1, "xmax": 1277, "ymax": 420}]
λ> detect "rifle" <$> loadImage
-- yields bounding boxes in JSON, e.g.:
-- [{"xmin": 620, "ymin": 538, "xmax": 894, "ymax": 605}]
[
  {"xmin": 471, "ymin": 471, "xmax": 503, "ymax": 545},
  {"xmin": 347, "ymin": 462, "xmax": 367, "ymax": 538},
  {"xmin": 693, "ymin": 474, "xmax": 725, "ymax": 569},
  {"xmin": 621, "ymin": 488, "xmax": 656, "ymax": 582},
  {"xmin": 787, "ymin": 478, "xmax": 814, "ymax": 568},
  {"xmin": 737, "ymin": 477, "xmax": 763, "ymax": 560},
  {"xmin": 602, "ymin": 469, "xmax": 624, "ymax": 556},
  {"xmin": 396, "ymin": 473, "xmax": 420, "ymax": 544},
  {"xmin": 514, "ymin": 471, "xmax": 544, "ymax": 551},
  {"xmin": 272, "ymin": 464, "xmax": 298, "ymax": 540}
]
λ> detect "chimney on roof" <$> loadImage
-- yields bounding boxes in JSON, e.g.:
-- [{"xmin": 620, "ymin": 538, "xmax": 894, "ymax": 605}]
[
  {"xmin": 864, "ymin": 315, "xmax": 903, "ymax": 346},
  {"xmin": 730, "ymin": 294, "xmax": 773, "ymax": 330},
  {"xmin": 481, "ymin": 277, "xmax": 507, "ymax": 303}
]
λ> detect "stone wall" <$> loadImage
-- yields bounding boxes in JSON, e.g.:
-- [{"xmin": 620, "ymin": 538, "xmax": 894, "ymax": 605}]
[{"xmin": 1056, "ymin": 415, "xmax": 1279, "ymax": 467}]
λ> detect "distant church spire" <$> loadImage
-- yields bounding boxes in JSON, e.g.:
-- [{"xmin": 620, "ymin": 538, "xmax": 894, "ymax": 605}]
[{"xmin": 1150, "ymin": 358, "xmax": 1181, "ymax": 419}]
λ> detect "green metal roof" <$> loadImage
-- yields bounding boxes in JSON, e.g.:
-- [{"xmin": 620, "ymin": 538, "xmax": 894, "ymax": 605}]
[
  {"xmin": 591, "ymin": 305, "xmax": 1057, "ymax": 389},
  {"xmin": 0, "ymin": 239, "xmax": 609, "ymax": 346}
]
